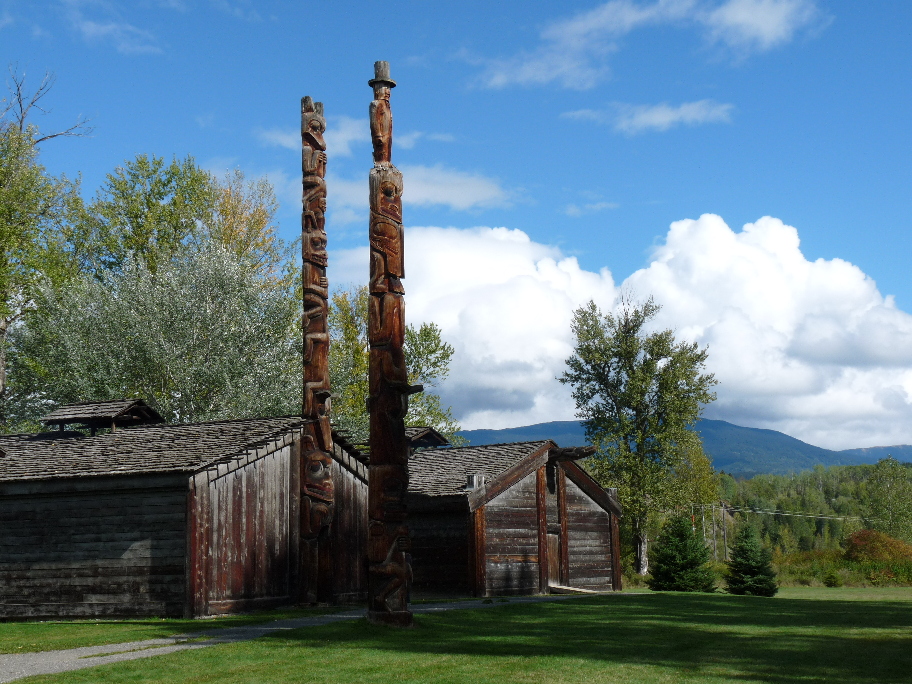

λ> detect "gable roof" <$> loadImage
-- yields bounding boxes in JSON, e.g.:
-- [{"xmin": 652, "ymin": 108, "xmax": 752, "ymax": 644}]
[
  {"xmin": 40, "ymin": 399, "xmax": 164, "ymax": 430},
  {"xmin": 408, "ymin": 440, "xmax": 620, "ymax": 516},
  {"xmin": 408, "ymin": 441, "xmax": 552, "ymax": 499},
  {"xmin": 0, "ymin": 416, "xmax": 308, "ymax": 482}
]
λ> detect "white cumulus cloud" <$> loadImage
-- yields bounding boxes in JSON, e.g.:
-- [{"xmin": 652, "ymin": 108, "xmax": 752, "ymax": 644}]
[
  {"xmin": 331, "ymin": 216, "xmax": 912, "ymax": 450},
  {"xmin": 326, "ymin": 165, "xmax": 509, "ymax": 225}
]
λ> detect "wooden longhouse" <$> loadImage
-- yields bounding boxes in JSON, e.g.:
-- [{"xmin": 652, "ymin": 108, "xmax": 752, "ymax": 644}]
[
  {"xmin": 0, "ymin": 402, "xmax": 368, "ymax": 619},
  {"xmin": 408, "ymin": 440, "xmax": 623, "ymax": 597},
  {"xmin": 0, "ymin": 400, "xmax": 621, "ymax": 618}
]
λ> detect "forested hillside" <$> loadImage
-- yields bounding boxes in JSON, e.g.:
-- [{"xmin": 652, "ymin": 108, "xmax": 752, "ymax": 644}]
[{"xmin": 459, "ymin": 419, "xmax": 908, "ymax": 476}]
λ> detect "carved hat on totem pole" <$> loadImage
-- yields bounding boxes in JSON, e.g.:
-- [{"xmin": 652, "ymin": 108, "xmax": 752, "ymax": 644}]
[{"xmin": 368, "ymin": 61, "xmax": 396, "ymax": 89}]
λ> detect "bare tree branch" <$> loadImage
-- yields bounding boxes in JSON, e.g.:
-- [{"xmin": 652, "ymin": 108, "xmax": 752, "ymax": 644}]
[{"xmin": 1, "ymin": 64, "xmax": 94, "ymax": 142}]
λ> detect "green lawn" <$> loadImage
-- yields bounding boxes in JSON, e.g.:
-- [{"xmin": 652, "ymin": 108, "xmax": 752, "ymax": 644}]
[
  {"xmin": 11, "ymin": 588, "xmax": 912, "ymax": 684},
  {"xmin": 0, "ymin": 606, "xmax": 344, "ymax": 655}
]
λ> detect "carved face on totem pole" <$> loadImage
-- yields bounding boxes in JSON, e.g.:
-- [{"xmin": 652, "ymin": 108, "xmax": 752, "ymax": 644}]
[
  {"xmin": 301, "ymin": 436, "xmax": 335, "ymax": 539},
  {"xmin": 301, "ymin": 96, "xmax": 327, "ymax": 152},
  {"xmin": 306, "ymin": 231, "xmax": 328, "ymax": 267}
]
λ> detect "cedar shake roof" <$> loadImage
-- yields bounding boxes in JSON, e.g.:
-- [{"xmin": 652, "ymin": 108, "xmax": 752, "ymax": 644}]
[
  {"xmin": 40, "ymin": 399, "xmax": 164, "ymax": 430},
  {"xmin": 0, "ymin": 416, "xmax": 308, "ymax": 482},
  {"xmin": 408, "ymin": 441, "xmax": 552, "ymax": 497}
]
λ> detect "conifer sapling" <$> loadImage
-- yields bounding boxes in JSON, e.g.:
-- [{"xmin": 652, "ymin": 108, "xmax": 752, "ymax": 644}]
[
  {"xmin": 647, "ymin": 515, "xmax": 716, "ymax": 592},
  {"xmin": 725, "ymin": 524, "xmax": 778, "ymax": 597}
]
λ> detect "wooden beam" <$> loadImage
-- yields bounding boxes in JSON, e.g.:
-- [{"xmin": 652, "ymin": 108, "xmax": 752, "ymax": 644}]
[
  {"xmin": 610, "ymin": 511, "xmax": 623, "ymax": 591},
  {"xmin": 536, "ymin": 466, "xmax": 548, "ymax": 593},
  {"xmin": 558, "ymin": 466, "xmax": 569, "ymax": 586},
  {"xmin": 467, "ymin": 441, "xmax": 554, "ymax": 511},
  {"xmin": 468, "ymin": 505, "xmax": 487, "ymax": 597},
  {"xmin": 561, "ymin": 460, "xmax": 623, "ymax": 517}
]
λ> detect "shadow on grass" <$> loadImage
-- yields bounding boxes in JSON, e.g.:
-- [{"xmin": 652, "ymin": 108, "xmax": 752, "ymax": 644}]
[{"xmin": 264, "ymin": 593, "xmax": 912, "ymax": 684}]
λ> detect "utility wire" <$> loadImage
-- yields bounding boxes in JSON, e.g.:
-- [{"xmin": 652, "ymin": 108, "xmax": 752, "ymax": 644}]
[{"xmin": 692, "ymin": 503, "xmax": 873, "ymax": 523}]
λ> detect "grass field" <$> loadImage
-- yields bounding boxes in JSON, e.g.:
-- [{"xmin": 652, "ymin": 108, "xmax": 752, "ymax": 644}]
[
  {"xmin": 0, "ymin": 606, "xmax": 343, "ymax": 655},
  {"xmin": 8, "ymin": 588, "xmax": 912, "ymax": 684}
]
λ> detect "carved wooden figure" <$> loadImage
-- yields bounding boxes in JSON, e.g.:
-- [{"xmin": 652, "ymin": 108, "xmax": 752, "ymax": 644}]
[
  {"xmin": 300, "ymin": 96, "xmax": 334, "ymax": 601},
  {"xmin": 366, "ymin": 61, "xmax": 421, "ymax": 626}
]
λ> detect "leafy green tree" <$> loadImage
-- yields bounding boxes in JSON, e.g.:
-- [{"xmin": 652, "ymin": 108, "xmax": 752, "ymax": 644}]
[
  {"xmin": 0, "ymin": 70, "xmax": 87, "ymax": 426},
  {"xmin": 327, "ymin": 285, "xmax": 464, "ymax": 445},
  {"xmin": 560, "ymin": 296, "xmax": 717, "ymax": 575},
  {"xmin": 647, "ymin": 515, "xmax": 716, "ymax": 592},
  {"xmin": 328, "ymin": 287, "xmax": 370, "ymax": 441},
  {"xmin": 867, "ymin": 457, "xmax": 912, "ymax": 542},
  {"xmin": 10, "ymin": 245, "xmax": 301, "ymax": 426},
  {"xmin": 725, "ymin": 524, "xmax": 778, "ymax": 596},
  {"xmin": 80, "ymin": 154, "xmax": 218, "ymax": 274}
]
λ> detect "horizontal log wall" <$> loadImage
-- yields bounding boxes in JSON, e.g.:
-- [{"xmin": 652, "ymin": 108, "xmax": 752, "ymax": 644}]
[
  {"xmin": 484, "ymin": 472, "xmax": 539, "ymax": 596},
  {"xmin": 564, "ymin": 475, "xmax": 615, "ymax": 590},
  {"xmin": 0, "ymin": 475, "xmax": 188, "ymax": 619}
]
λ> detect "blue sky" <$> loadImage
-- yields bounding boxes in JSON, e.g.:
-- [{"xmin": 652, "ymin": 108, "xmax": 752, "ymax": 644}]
[{"xmin": 4, "ymin": 1, "xmax": 912, "ymax": 448}]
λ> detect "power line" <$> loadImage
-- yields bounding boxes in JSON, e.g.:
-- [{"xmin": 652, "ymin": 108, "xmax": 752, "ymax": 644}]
[{"xmin": 692, "ymin": 503, "xmax": 872, "ymax": 523}]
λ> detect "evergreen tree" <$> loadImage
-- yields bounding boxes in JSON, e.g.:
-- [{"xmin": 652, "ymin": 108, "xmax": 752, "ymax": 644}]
[
  {"xmin": 726, "ymin": 524, "xmax": 778, "ymax": 596},
  {"xmin": 647, "ymin": 515, "xmax": 716, "ymax": 592}
]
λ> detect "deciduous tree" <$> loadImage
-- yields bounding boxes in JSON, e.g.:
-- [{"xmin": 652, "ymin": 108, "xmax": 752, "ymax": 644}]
[
  {"xmin": 328, "ymin": 285, "xmax": 464, "ymax": 445},
  {"xmin": 10, "ymin": 245, "xmax": 301, "ymax": 426},
  {"xmin": 560, "ymin": 296, "xmax": 717, "ymax": 575},
  {"xmin": 867, "ymin": 457, "xmax": 912, "ymax": 542},
  {"xmin": 0, "ymin": 69, "xmax": 87, "ymax": 426}
]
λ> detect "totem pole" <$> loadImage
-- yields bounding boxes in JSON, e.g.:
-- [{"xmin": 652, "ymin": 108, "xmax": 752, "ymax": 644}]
[
  {"xmin": 300, "ymin": 96, "xmax": 335, "ymax": 602},
  {"xmin": 366, "ymin": 61, "xmax": 422, "ymax": 626}
]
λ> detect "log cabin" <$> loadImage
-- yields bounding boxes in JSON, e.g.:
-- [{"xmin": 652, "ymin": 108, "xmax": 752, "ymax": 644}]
[{"xmin": 408, "ymin": 440, "xmax": 623, "ymax": 597}]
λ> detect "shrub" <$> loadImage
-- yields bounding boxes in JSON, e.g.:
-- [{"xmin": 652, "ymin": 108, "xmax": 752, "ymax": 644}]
[
  {"xmin": 823, "ymin": 570, "xmax": 843, "ymax": 588},
  {"xmin": 726, "ymin": 524, "xmax": 778, "ymax": 596},
  {"xmin": 844, "ymin": 529, "xmax": 912, "ymax": 563},
  {"xmin": 647, "ymin": 516, "xmax": 716, "ymax": 592}
]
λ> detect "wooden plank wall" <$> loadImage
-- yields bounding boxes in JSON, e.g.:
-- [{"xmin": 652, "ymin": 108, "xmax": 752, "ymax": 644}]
[
  {"xmin": 193, "ymin": 444, "xmax": 295, "ymax": 615},
  {"xmin": 327, "ymin": 449, "xmax": 369, "ymax": 603},
  {"xmin": 483, "ymin": 472, "xmax": 539, "ymax": 596},
  {"xmin": 0, "ymin": 475, "xmax": 188, "ymax": 618},
  {"xmin": 408, "ymin": 496, "xmax": 470, "ymax": 597},
  {"xmin": 564, "ymin": 475, "xmax": 615, "ymax": 590}
]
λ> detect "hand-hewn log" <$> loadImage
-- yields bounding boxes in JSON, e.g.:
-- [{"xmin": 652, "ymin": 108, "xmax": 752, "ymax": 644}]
[
  {"xmin": 300, "ymin": 95, "xmax": 334, "ymax": 602},
  {"xmin": 366, "ymin": 61, "xmax": 420, "ymax": 627}
]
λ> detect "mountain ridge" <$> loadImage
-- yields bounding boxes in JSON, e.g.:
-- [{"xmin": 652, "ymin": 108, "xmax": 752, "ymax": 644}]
[{"xmin": 456, "ymin": 419, "xmax": 912, "ymax": 477}]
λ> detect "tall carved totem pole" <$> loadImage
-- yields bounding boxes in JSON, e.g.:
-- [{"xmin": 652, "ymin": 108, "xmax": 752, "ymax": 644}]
[
  {"xmin": 300, "ymin": 96, "xmax": 335, "ymax": 602},
  {"xmin": 367, "ymin": 61, "xmax": 421, "ymax": 626}
]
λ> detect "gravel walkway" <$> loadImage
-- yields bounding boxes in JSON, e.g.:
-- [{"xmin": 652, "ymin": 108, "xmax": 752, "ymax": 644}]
[{"xmin": 0, "ymin": 595, "xmax": 579, "ymax": 683}]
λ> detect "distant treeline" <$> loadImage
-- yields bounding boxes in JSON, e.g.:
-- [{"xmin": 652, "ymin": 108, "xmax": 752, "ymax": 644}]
[{"xmin": 718, "ymin": 459, "xmax": 912, "ymax": 552}]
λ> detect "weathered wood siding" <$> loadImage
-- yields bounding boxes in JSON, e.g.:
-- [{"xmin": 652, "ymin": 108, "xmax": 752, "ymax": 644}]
[
  {"xmin": 408, "ymin": 495, "xmax": 470, "ymax": 596},
  {"xmin": 190, "ymin": 441, "xmax": 296, "ymax": 615},
  {"xmin": 564, "ymin": 475, "xmax": 615, "ymax": 590},
  {"xmin": 483, "ymin": 472, "xmax": 539, "ymax": 596},
  {"xmin": 0, "ymin": 475, "xmax": 188, "ymax": 618},
  {"xmin": 327, "ymin": 443, "xmax": 369, "ymax": 603}
]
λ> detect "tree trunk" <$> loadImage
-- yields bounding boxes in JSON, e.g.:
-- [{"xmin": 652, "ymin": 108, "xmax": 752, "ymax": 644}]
[{"xmin": 634, "ymin": 525, "xmax": 649, "ymax": 575}]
